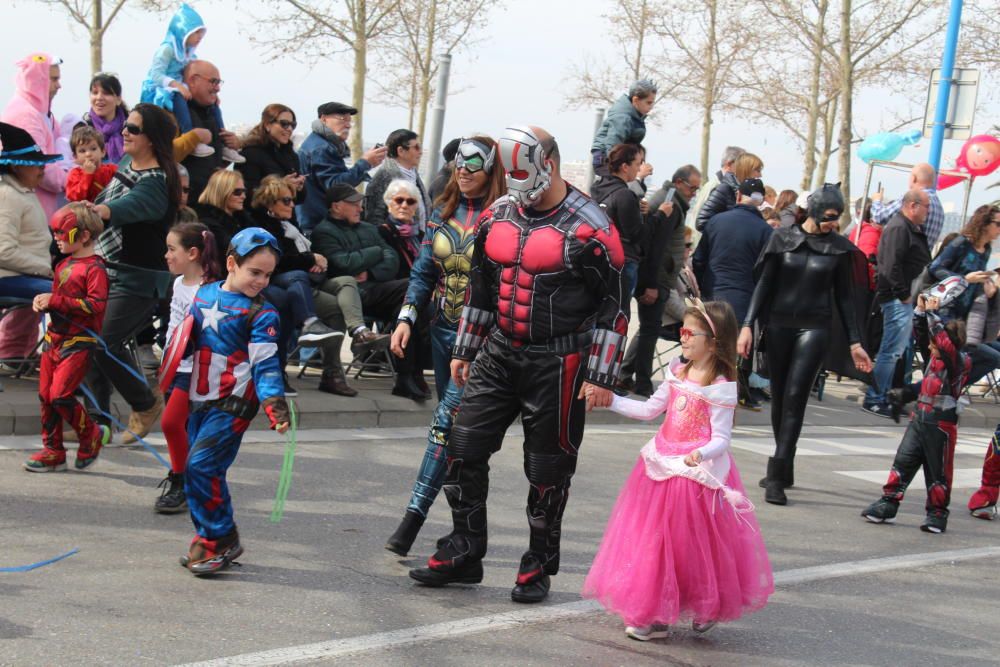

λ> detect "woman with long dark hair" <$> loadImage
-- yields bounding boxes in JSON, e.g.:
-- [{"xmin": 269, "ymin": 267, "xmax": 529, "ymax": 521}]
[
  {"xmin": 86, "ymin": 103, "xmax": 180, "ymax": 444},
  {"xmin": 81, "ymin": 73, "xmax": 129, "ymax": 164},
  {"xmin": 384, "ymin": 136, "xmax": 506, "ymax": 555},
  {"xmin": 738, "ymin": 184, "xmax": 872, "ymax": 506}
]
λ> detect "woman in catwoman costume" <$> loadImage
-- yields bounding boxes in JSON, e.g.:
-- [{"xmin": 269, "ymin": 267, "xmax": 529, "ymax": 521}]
[
  {"xmin": 738, "ymin": 184, "xmax": 873, "ymax": 506},
  {"xmin": 384, "ymin": 137, "xmax": 507, "ymax": 555}
]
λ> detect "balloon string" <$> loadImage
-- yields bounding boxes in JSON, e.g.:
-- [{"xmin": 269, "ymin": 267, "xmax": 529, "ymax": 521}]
[{"xmin": 270, "ymin": 400, "xmax": 298, "ymax": 523}]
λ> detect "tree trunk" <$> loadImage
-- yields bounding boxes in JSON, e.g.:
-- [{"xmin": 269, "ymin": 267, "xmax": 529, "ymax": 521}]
[
  {"xmin": 838, "ymin": 0, "xmax": 853, "ymax": 229},
  {"xmin": 90, "ymin": 0, "xmax": 103, "ymax": 74},
  {"xmin": 816, "ymin": 97, "xmax": 838, "ymax": 185},
  {"xmin": 699, "ymin": 0, "xmax": 718, "ymax": 177},
  {"xmin": 416, "ymin": 0, "xmax": 437, "ymax": 139},
  {"xmin": 632, "ymin": 0, "xmax": 646, "ymax": 79},
  {"xmin": 800, "ymin": 0, "xmax": 828, "ymax": 191},
  {"xmin": 350, "ymin": 38, "xmax": 367, "ymax": 159}
]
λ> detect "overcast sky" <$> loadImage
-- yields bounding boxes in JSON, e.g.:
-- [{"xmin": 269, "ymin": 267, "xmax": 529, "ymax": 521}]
[{"xmin": 2, "ymin": 0, "xmax": 997, "ymax": 213}]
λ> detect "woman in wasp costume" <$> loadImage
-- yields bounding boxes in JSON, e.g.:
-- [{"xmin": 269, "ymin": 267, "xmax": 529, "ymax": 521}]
[{"xmin": 385, "ymin": 137, "xmax": 507, "ymax": 555}]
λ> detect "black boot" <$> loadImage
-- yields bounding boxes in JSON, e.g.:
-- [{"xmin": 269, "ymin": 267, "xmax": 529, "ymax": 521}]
[
  {"xmin": 393, "ymin": 375, "xmax": 430, "ymax": 402},
  {"xmin": 759, "ymin": 454, "xmax": 795, "ymax": 489},
  {"xmin": 154, "ymin": 471, "xmax": 188, "ymax": 514},
  {"xmin": 386, "ymin": 511, "xmax": 425, "ymax": 556},
  {"xmin": 764, "ymin": 457, "xmax": 787, "ymax": 505},
  {"xmin": 510, "ymin": 552, "xmax": 551, "ymax": 603},
  {"xmin": 409, "ymin": 534, "xmax": 484, "ymax": 586}
]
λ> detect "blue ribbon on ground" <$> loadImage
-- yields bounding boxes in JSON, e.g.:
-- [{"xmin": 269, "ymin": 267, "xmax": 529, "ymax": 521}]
[{"xmin": 0, "ymin": 548, "xmax": 78, "ymax": 572}]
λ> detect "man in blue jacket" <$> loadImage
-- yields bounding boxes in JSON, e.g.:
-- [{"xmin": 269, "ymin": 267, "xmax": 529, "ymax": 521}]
[
  {"xmin": 693, "ymin": 177, "xmax": 774, "ymax": 409},
  {"xmin": 297, "ymin": 101, "xmax": 387, "ymax": 235}
]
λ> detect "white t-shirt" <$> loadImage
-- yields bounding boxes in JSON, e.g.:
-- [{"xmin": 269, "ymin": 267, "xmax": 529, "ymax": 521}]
[{"xmin": 167, "ymin": 275, "xmax": 201, "ymax": 372}]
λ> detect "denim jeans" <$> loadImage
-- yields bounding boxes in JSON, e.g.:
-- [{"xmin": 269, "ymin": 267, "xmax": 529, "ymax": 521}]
[
  {"xmin": 865, "ymin": 299, "xmax": 914, "ymax": 405},
  {"xmin": 0, "ymin": 274, "xmax": 52, "ymax": 300},
  {"xmin": 172, "ymin": 93, "xmax": 225, "ymax": 134},
  {"xmin": 967, "ymin": 340, "xmax": 1000, "ymax": 387}
]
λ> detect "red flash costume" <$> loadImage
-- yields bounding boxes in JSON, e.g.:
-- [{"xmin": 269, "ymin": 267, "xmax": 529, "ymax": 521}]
[
  {"xmin": 412, "ymin": 127, "xmax": 628, "ymax": 601},
  {"xmin": 38, "ymin": 240, "xmax": 110, "ymax": 465}
]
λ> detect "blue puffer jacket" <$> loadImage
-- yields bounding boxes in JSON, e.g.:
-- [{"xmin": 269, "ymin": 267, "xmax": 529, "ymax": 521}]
[
  {"xmin": 297, "ymin": 120, "xmax": 371, "ymax": 235},
  {"xmin": 591, "ymin": 94, "xmax": 647, "ymax": 156}
]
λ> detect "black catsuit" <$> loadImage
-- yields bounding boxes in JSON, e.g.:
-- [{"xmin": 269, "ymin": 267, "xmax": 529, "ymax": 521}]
[{"xmin": 743, "ymin": 225, "xmax": 863, "ymax": 461}]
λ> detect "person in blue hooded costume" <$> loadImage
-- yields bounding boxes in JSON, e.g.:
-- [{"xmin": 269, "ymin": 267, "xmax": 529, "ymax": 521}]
[{"xmin": 140, "ymin": 3, "xmax": 237, "ymax": 161}]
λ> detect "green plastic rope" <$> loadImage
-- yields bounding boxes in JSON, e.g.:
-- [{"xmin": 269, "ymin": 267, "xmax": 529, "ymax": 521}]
[{"xmin": 270, "ymin": 400, "xmax": 298, "ymax": 523}]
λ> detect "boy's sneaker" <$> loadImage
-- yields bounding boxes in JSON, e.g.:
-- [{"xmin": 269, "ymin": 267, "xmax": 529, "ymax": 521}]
[
  {"xmin": 968, "ymin": 486, "xmax": 999, "ymax": 520},
  {"xmin": 184, "ymin": 533, "xmax": 243, "ymax": 576},
  {"xmin": 221, "ymin": 147, "xmax": 246, "ymax": 164},
  {"xmin": 192, "ymin": 143, "xmax": 215, "ymax": 158},
  {"xmin": 283, "ymin": 375, "xmax": 298, "ymax": 397},
  {"xmin": 154, "ymin": 471, "xmax": 188, "ymax": 514},
  {"xmin": 297, "ymin": 320, "xmax": 343, "ymax": 346},
  {"xmin": 861, "ymin": 497, "xmax": 899, "ymax": 523},
  {"xmin": 23, "ymin": 447, "xmax": 67, "ymax": 472},
  {"xmin": 920, "ymin": 511, "xmax": 948, "ymax": 534},
  {"xmin": 625, "ymin": 624, "xmax": 670, "ymax": 641},
  {"xmin": 75, "ymin": 425, "xmax": 112, "ymax": 470},
  {"xmin": 861, "ymin": 402, "xmax": 894, "ymax": 420}
]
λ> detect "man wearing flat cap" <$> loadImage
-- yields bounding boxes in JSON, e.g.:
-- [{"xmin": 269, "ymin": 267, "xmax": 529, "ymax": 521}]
[{"xmin": 297, "ymin": 101, "xmax": 387, "ymax": 236}]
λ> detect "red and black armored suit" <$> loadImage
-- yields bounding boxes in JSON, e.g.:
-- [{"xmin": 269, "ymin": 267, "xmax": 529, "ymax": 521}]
[
  {"xmin": 882, "ymin": 312, "xmax": 970, "ymax": 520},
  {"xmin": 39, "ymin": 255, "xmax": 109, "ymax": 458},
  {"xmin": 435, "ymin": 185, "xmax": 628, "ymax": 582}
]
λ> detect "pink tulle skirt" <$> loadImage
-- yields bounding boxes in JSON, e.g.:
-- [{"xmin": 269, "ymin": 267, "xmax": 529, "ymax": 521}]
[{"xmin": 582, "ymin": 456, "xmax": 774, "ymax": 627}]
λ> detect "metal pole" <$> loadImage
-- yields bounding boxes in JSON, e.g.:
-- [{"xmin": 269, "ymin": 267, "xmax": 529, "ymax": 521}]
[
  {"xmin": 585, "ymin": 107, "xmax": 606, "ymax": 192},
  {"xmin": 422, "ymin": 53, "xmax": 452, "ymax": 183},
  {"xmin": 928, "ymin": 0, "xmax": 964, "ymax": 175}
]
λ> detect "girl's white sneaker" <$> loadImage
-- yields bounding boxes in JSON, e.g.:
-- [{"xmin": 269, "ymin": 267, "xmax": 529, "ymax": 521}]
[{"xmin": 625, "ymin": 624, "xmax": 670, "ymax": 641}]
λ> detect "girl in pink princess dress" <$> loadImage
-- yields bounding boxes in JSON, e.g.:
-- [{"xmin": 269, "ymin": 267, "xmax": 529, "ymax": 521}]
[{"xmin": 583, "ymin": 300, "xmax": 773, "ymax": 641}]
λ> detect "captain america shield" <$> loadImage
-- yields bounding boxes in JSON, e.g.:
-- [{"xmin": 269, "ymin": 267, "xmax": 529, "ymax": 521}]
[{"xmin": 158, "ymin": 314, "xmax": 194, "ymax": 393}]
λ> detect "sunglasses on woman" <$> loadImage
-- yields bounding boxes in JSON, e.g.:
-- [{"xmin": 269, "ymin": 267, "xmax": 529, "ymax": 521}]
[
  {"xmin": 277, "ymin": 196, "xmax": 294, "ymax": 205},
  {"xmin": 393, "ymin": 197, "xmax": 418, "ymax": 206},
  {"xmin": 123, "ymin": 123, "xmax": 143, "ymax": 135},
  {"xmin": 232, "ymin": 188, "xmax": 247, "ymax": 196},
  {"xmin": 273, "ymin": 119, "xmax": 297, "ymax": 130}
]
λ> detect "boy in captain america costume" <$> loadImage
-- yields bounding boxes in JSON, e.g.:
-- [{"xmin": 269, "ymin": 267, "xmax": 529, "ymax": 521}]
[
  {"xmin": 409, "ymin": 126, "xmax": 628, "ymax": 603},
  {"xmin": 25, "ymin": 203, "xmax": 111, "ymax": 472},
  {"xmin": 173, "ymin": 227, "xmax": 289, "ymax": 576}
]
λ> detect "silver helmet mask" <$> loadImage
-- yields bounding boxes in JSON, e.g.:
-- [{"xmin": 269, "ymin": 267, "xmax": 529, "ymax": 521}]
[
  {"xmin": 499, "ymin": 126, "xmax": 552, "ymax": 206},
  {"xmin": 455, "ymin": 138, "xmax": 496, "ymax": 174}
]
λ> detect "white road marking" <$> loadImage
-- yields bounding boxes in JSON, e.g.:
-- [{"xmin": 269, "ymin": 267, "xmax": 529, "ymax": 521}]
[
  {"xmin": 176, "ymin": 546, "xmax": 1000, "ymax": 667},
  {"xmin": 835, "ymin": 468, "xmax": 982, "ymax": 488}
]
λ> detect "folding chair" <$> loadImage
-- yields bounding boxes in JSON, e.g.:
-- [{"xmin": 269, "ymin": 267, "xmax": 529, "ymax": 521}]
[
  {"xmin": 343, "ymin": 319, "xmax": 396, "ymax": 380},
  {"xmin": 0, "ymin": 297, "xmax": 45, "ymax": 377}
]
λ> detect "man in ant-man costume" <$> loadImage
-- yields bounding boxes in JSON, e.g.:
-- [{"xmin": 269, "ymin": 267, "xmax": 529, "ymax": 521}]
[{"xmin": 410, "ymin": 126, "xmax": 628, "ymax": 603}]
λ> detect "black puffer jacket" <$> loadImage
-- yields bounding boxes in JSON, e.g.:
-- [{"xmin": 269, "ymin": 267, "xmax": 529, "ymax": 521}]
[
  {"xmin": 591, "ymin": 174, "xmax": 644, "ymax": 262},
  {"xmin": 695, "ymin": 170, "xmax": 738, "ymax": 231},
  {"xmin": 237, "ymin": 140, "xmax": 305, "ymax": 205}
]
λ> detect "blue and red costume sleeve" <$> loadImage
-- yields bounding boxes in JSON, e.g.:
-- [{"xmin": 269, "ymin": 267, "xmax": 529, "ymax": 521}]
[
  {"xmin": 453, "ymin": 209, "xmax": 497, "ymax": 360},
  {"xmin": 578, "ymin": 220, "xmax": 628, "ymax": 388},
  {"xmin": 248, "ymin": 305, "xmax": 290, "ymax": 428}
]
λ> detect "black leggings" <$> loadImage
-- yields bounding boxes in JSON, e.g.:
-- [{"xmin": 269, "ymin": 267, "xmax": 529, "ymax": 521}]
[{"xmin": 766, "ymin": 326, "xmax": 828, "ymax": 459}]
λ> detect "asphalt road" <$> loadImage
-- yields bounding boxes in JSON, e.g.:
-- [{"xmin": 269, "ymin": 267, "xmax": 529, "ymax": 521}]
[{"xmin": 2, "ymin": 418, "xmax": 1000, "ymax": 666}]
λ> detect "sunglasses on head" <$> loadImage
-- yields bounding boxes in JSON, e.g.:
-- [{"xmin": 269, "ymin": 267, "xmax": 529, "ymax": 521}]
[
  {"xmin": 273, "ymin": 119, "xmax": 297, "ymax": 130},
  {"xmin": 232, "ymin": 188, "xmax": 247, "ymax": 196},
  {"xmin": 393, "ymin": 196, "xmax": 418, "ymax": 206},
  {"xmin": 123, "ymin": 123, "xmax": 143, "ymax": 135}
]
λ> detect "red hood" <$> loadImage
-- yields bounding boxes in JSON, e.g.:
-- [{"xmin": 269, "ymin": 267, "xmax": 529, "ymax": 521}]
[{"xmin": 13, "ymin": 52, "xmax": 56, "ymax": 115}]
